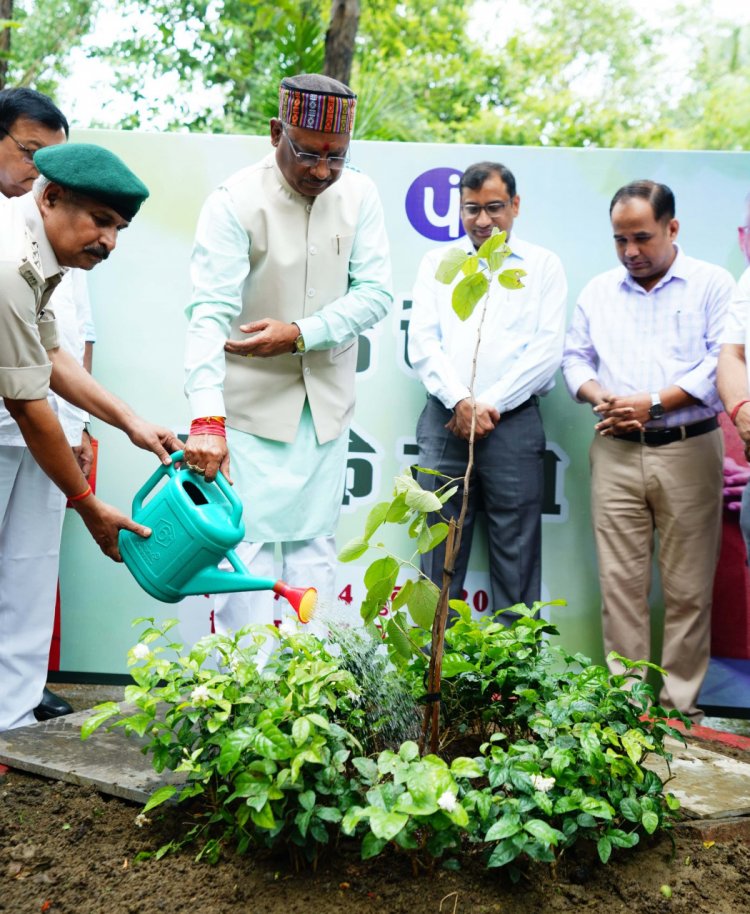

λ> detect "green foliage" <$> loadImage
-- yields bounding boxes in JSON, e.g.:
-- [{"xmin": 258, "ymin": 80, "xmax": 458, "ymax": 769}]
[
  {"xmin": 342, "ymin": 741, "xmax": 482, "ymax": 860},
  {"xmin": 393, "ymin": 603, "xmax": 686, "ymax": 874},
  {"xmin": 84, "ymin": 618, "xmax": 368, "ymax": 865},
  {"xmin": 338, "ymin": 468, "xmax": 458, "ymax": 661},
  {"xmin": 2, "ymin": 0, "xmax": 101, "ymax": 95},
  {"xmin": 86, "ymin": 609, "xmax": 686, "ymax": 872}
]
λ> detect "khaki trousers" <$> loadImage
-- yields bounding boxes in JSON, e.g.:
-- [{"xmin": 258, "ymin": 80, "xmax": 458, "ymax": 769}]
[{"xmin": 590, "ymin": 428, "xmax": 723, "ymax": 719}]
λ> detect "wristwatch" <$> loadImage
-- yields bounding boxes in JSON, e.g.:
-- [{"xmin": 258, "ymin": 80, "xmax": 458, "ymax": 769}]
[
  {"xmin": 291, "ymin": 333, "xmax": 306, "ymax": 355},
  {"xmin": 648, "ymin": 392, "xmax": 665, "ymax": 420}
]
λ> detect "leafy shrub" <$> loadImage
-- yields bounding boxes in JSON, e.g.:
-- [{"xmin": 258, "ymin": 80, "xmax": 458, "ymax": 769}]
[{"xmin": 84, "ymin": 619, "xmax": 368, "ymax": 865}]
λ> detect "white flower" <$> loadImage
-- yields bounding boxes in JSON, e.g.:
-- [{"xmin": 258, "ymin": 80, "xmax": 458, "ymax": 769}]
[
  {"xmin": 437, "ymin": 790, "xmax": 458, "ymax": 813},
  {"xmin": 530, "ymin": 774, "xmax": 556, "ymax": 793},
  {"xmin": 132, "ymin": 643, "xmax": 150, "ymax": 660},
  {"xmin": 134, "ymin": 813, "xmax": 151, "ymax": 828},
  {"xmin": 190, "ymin": 684, "xmax": 210, "ymax": 704},
  {"xmin": 278, "ymin": 621, "xmax": 296, "ymax": 638}
]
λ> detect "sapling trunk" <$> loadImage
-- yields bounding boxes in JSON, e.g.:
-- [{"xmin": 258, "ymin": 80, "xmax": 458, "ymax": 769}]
[{"xmin": 421, "ymin": 295, "xmax": 490, "ymax": 755}]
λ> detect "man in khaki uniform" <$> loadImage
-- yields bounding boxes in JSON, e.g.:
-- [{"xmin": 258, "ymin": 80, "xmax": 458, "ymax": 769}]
[
  {"xmin": 0, "ymin": 142, "xmax": 180, "ymax": 731},
  {"xmin": 184, "ymin": 74, "xmax": 392, "ymax": 636}
]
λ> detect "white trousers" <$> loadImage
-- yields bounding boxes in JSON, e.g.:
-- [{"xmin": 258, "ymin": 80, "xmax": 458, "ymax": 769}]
[
  {"xmin": 214, "ymin": 535, "xmax": 337, "ymax": 658},
  {"xmin": 0, "ymin": 446, "xmax": 66, "ymax": 731}
]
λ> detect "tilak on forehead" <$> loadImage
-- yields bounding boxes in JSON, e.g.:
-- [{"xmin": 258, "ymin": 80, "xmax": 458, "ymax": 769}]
[{"xmin": 279, "ymin": 73, "xmax": 357, "ymax": 135}]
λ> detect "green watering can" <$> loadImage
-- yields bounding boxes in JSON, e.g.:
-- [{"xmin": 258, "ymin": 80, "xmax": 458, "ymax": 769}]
[{"xmin": 119, "ymin": 451, "xmax": 316, "ymax": 622}]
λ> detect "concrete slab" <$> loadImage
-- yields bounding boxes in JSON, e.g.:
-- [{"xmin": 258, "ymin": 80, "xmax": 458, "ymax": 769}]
[
  {"xmin": 0, "ymin": 707, "xmax": 185, "ymax": 805},
  {"xmin": 645, "ymin": 737, "xmax": 750, "ymax": 819}
]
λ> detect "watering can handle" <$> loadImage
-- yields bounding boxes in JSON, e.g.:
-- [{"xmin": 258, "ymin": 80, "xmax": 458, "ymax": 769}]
[
  {"xmin": 130, "ymin": 449, "xmax": 243, "ymax": 527},
  {"xmin": 130, "ymin": 450, "xmax": 181, "ymax": 515}
]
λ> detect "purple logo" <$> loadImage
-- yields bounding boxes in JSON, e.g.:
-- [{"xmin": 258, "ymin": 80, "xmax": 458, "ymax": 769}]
[{"xmin": 405, "ymin": 167, "xmax": 465, "ymax": 242}]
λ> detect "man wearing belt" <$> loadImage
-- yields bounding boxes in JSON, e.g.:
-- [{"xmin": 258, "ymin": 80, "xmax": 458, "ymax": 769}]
[
  {"xmin": 0, "ymin": 87, "xmax": 96, "ymax": 722},
  {"xmin": 183, "ymin": 74, "xmax": 392, "ymax": 635},
  {"xmin": 409, "ymin": 161, "xmax": 567, "ymax": 611},
  {"xmin": 0, "ymin": 143, "xmax": 180, "ymax": 731},
  {"xmin": 562, "ymin": 179, "xmax": 733, "ymax": 720}
]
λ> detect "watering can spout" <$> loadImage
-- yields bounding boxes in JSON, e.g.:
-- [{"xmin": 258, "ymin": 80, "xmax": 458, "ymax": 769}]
[{"xmin": 273, "ymin": 582, "xmax": 318, "ymax": 624}]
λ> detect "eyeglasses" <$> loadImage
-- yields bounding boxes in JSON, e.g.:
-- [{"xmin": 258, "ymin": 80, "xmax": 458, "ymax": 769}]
[
  {"xmin": 1, "ymin": 129, "xmax": 36, "ymax": 164},
  {"xmin": 461, "ymin": 201, "xmax": 511, "ymax": 218},
  {"xmin": 282, "ymin": 126, "xmax": 349, "ymax": 170}
]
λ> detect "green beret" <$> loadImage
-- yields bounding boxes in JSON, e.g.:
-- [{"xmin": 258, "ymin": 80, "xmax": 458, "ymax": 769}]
[{"xmin": 33, "ymin": 143, "xmax": 150, "ymax": 221}]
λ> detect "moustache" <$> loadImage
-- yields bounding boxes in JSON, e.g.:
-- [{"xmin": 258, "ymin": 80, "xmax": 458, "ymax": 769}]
[{"xmin": 84, "ymin": 245, "xmax": 109, "ymax": 260}]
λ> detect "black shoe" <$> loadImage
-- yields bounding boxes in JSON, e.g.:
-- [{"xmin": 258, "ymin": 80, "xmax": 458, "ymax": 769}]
[{"xmin": 33, "ymin": 687, "xmax": 74, "ymax": 721}]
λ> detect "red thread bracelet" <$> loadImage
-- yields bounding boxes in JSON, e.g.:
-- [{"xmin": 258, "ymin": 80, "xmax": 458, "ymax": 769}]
[
  {"xmin": 68, "ymin": 484, "xmax": 92, "ymax": 503},
  {"xmin": 190, "ymin": 417, "xmax": 226, "ymax": 438},
  {"xmin": 730, "ymin": 399, "xmax": 750, "ymax": 424}
]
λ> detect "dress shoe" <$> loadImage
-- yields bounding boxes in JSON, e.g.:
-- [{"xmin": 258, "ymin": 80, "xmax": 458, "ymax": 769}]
[{"xmin": 33, "ymin": 687, "xmax": 74, "ymax": 721}]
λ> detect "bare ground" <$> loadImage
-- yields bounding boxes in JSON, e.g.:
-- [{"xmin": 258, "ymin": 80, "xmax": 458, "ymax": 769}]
[{"xmin": 1, "ymin": 685, "xmax": 749, "ymax": 914}]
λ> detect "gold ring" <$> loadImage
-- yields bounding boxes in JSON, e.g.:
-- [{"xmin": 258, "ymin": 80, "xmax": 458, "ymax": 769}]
[{"xmin": 244, "ymin": 352, "xmax": 254, "ymax": 359}]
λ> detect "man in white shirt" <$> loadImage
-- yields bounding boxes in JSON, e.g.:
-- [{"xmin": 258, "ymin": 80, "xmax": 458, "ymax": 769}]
[
  {"xmin": 562, "ymin": 179, "xmax": 733, "ymax": 720},
  {"xmin": 408, "ymin": 161, "xmax": 567, "ymax": 612},
  {"xmin": 0, "ymin": 88, "xmax": 94, "ymax": 722}
]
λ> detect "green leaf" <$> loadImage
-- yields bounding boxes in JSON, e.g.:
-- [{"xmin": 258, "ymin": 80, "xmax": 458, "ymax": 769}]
[
  {"xmin": 361, "ymin": 832, "xmax": 387, "ymax": 860},
  {"xmin": 391, "ymin": 578, "xmax": 413, "ymax": 611},
  {"xmin": 250, "ymin": 801, "xmax": 276, "ymax": 830},
  {"xmin": 399, "ymin": 741, "xmax": 420, "ymax": 761},
  {"xmin": 80, "ymin": 702, "xmax": 120, "ymax": 740},
  {"xmin": 352, "ymin": 757, "xmax": 378, "ymax": 782},
  {"xmin": 360, "ymin": 597, "xmax": 382, "ymax": 625},
  {"xmin": 497, "ymin": 268, "xmax": 527, "ymax": 290},
  {"xmin": 452, "ymin": 272, "xmax": 489, "ymax": 320},
  {"xmin": 460, "ymin": 255, "xmax": 479, "ymax": 275},
  {"xmin": 292, "ymin": 717, "xmax": 311, "ymax": 746},
  {"xmin": 142, "ymin": 785, "xmax": 177, "ymax": 814},
  {"xmin": 385, "ymin": 493, "xmax": 410, "ymax": 523},
  {"xmin": 620, "ymin": 797, "xmax": 642, "ymax": 822},
  {"xmin": 386, "ymin": 617, "xmax": 413, "ymax": 659},
  {"xmin": 364, "ymin": 556, "xmax": 400, "ymax": 605},
  {"xmin": 485, "ymin": 816, "xmax": 522, "ymax": 841},
  {"xmin": 641, "ymin": 810, "xmax": 659, "ymax": 834},
  {"xmin": 450, "ymin": 757, "xmax": 484, "ymax": 778},
  {"xmin": 476, "ymin": 229, "xmax": 507, "ymax": 259},
  {"xmin": 441, "ymin": 653, "xmax": 475, "ymax": 676},
  {"xmin": 435, "ymin": 247, "xmax": 470, "ymax": 284},
  {"xmin": 338, "ymin": 537, "xmax": 369, "ymax": 562},
  {"xmin": 368, "ymin": 808, "xmax": 408, "ymax": 841},
  {"xmin": 487, "ymin": 837, "xmax": 522, "ymax": 868},
  {"xmin": 597, "ymin": 835, "xmax": 612, "ymax": 863},
  {"xmin": 406, "ymin": 578, "xmax": 439, "ymax": 629},
  {"xmin": 523, "ymin": 819, "xmax": 565, "ymax": 847},
  {"xmin": 417, "ymin": 521, "xmax": 449, "ymax": 555},
  {"xmin": 299, "ymin": 790, "xmax": 316, "ymax": 811},
  {"xmin": 487, "ymin": 248, "xmax": 511, "ymax": 272},
  {"xmin": 364, "ymin": 501, "xmax": 390, "ymax": 540}
]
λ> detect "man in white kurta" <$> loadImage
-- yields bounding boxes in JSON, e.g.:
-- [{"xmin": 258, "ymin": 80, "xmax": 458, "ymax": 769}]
[{"xmin": 184, "ymin": 74, "xmax": 392, "ymax": 633}]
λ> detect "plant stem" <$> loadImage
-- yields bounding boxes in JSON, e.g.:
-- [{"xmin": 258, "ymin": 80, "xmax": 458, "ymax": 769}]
[{"xmin": 421, "ymin": 292, "xmax": 491, "ymax": 755}]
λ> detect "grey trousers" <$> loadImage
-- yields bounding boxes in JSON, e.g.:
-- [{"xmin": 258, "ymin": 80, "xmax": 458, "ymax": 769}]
[{"xmin": 415, "ymin": 395, "xmax": 545, "ymax": 612}]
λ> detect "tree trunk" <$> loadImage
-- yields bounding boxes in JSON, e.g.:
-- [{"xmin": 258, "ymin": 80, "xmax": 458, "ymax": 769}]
[
  {"xmin": 0, "ymin": 0, "xmax": 12, "ymax": 90},
  {"xmin": 323, "ymin": 0, "xmax": 359, "ymax": 86}
]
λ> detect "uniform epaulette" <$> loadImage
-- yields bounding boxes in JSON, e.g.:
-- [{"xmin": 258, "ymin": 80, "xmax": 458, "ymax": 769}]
[{"xmin": 18, "ymin": 232, "xmax": 44, "ymax": 291}]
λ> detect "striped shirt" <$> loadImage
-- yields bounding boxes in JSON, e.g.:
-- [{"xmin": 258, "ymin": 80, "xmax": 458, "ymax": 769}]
[{"xmin": 562, "ymin": 245, "xmax": 735, "ymax": 427}]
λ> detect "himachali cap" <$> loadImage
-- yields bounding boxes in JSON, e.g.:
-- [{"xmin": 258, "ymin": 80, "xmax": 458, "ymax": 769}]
[
  {"xmin": 33, "ymin": 143, "xmax": 150, "ymax": 221},
  {"xmin": 279, "ymin": 73, "xmax": 357, "ymax": 135}
]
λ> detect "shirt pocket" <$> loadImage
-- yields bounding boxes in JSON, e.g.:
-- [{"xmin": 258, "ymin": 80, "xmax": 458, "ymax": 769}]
[
  {"xmin": 671, "ymin": 310, "xmax": 706, "ymax": 363},
  {"xmin": 331, "ymin": 232, "xmax": 355, "ymax": 260}
]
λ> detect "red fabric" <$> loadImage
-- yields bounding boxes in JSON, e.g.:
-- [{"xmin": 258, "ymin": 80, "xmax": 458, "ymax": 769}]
[
  {"xmin": 711, "ymin": 415, "xmax": 750, "ymax": 659},
  {"xmin": 52, "ymin": 438, "xmax": 99, "ymax": 670}
]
